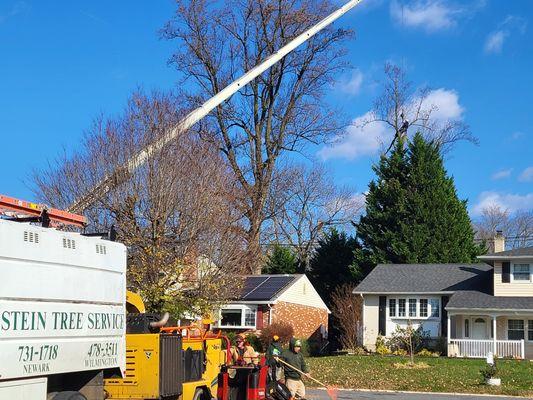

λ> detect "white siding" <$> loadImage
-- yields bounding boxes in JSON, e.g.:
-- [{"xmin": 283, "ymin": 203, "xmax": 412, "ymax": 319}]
[
  {"xmin": 276, "ymin": 275, "xmax": 329, "ymax": 311},
  {"xmin": 493, "ymin": 260, "xmax": 533, "ymax": 297},
  {"xmin": 363, "ymin": 295, "xmax": 379, "ymax": 351},
  {"xmin": 385, "ymin": 295, "xmax": 442, "ymax": 337}
]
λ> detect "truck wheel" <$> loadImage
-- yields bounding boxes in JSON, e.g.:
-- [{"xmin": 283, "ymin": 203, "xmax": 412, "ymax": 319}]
[
  {"xmin": 52, "ymin": 392, "xmax": 87, "ymax": 400},
  {"xmin": 193, "ymin": 388, "xmax": 211, "ymax": 400}
]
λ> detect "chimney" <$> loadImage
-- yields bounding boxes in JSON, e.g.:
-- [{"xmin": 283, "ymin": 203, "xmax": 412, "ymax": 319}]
[{"xmin": 493, "ymin": 230, "xmax": 505, "ymax": 253}]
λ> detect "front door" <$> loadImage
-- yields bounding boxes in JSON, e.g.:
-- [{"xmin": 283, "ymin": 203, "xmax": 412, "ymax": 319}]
[{"xmin": 472, "ymin": 317, "xmax": 488, "ymax": 339}]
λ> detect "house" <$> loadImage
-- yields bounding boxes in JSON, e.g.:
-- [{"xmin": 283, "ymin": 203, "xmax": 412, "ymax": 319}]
[
  {"xmin": 354, "ymin": 236, "xmax": 533, "ymax": 359},
  {"xmin": 214, "ymin": 274, "xmax": 330, "ymax": 340}
]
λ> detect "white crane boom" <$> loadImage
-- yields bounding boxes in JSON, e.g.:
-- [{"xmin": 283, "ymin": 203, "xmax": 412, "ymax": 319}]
[{"xmin": 69, "ymin": 0, "xmax": 363, "ymax": 213}]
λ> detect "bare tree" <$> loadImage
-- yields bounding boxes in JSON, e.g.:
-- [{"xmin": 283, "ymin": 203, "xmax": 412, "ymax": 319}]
[
  {"xmin": 161, "ymin": 0, "xmax": 352, "ymax": 272},
  {"xmin": 32, "ymin": 91, "xmax": 249, "ymax": 317},
  {"xmin": 330, "ymin": 284, "xmax": 363, "ymax": 351},
  {"xmin": 366, "ymin": 63, "xmax": 478, "ymax": 154},
  {"xmin": 264, "ymin": 163, "xmax": 363, "ymax": 270},
  {"xmin": 474, "ymin": 205, "xmax": 533, "ymax": 251}
]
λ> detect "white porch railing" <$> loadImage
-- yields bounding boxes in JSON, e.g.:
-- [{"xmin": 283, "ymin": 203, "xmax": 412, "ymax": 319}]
[{"xmin": 448, "ymin": 339, "xmax": 525, "ymax": 359}]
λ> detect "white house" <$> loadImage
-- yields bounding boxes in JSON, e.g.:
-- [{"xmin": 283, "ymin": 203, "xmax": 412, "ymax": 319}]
[{"xmin": 354, "ymin": 238, "xmax": 533, "ymax": 359}]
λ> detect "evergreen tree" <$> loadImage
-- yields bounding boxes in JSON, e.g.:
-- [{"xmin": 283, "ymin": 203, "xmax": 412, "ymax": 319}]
[
  {"xmin": 263, "ymin": 244, "xmax": 298, "ymax": 274},
  {"xmin": 355, "ymin": 133, "xmax": 483, "ymax": 273},
  {"xmin": 354, "ymin": 138, "xmax": 410, "ymax": 273},
  {"xmin": 308, "ymin": 229, "xmax": 360, "ymax": 305}
]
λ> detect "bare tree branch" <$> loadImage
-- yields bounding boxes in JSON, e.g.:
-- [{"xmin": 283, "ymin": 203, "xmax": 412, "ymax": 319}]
[{"xmin": 162, "ymin": 0, "xmax": 352, "ymax": 272}]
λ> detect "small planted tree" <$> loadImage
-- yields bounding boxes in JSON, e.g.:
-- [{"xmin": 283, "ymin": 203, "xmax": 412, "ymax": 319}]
[{"xmin": 388, "ymin": 322, "xmax": 429, "ymax": 365}]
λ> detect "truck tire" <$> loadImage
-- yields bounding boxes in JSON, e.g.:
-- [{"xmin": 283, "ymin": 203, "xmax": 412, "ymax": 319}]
[
  {"xmin": 193, "ymin": 387, "xmax": 211, "ymax": 400},
  {"xmin": 52, "ymin": 392, "xmax": 87, "ymax": 400}
]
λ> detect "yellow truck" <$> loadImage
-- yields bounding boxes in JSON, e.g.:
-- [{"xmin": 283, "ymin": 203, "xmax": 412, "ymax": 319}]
[{"xmin": 104, "ymin": 292, "xmax": 229, "ymax": 400}]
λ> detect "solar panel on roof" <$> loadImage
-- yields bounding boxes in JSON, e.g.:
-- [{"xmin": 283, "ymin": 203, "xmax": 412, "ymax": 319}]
[
  {"xmin": 241, "ymin": 276, "xmax": 269, "ymax": 298},
  {"xmin": 242, "ymin": 276, "xmax": 295, "ymax": 301}
]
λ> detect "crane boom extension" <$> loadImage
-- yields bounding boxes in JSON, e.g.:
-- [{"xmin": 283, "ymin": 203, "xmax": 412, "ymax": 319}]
[{"xmin": 68, "ymin": 0, "xmax": 363, "ymax": 213}]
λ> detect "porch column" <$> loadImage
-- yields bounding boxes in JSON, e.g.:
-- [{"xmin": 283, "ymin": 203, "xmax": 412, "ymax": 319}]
[
  {"xmin": 492, "ymin": 315, "xmax": 497, "ymax": 356},
  {"xmin": 447, "ymin": 315, "xmax": 451, "ymax": 345}
]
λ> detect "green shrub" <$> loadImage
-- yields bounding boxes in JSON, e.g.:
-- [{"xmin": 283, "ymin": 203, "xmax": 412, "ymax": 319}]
[
  {"xmin": 416, "ymin": 348, "xmax": 440, "ymax": 357},
  {"xmin": 392, "ymin": 349, "xmax": 408, "ymax": 356},
  {"xmin": 480, "ymin": 360, "xmax": 498, "ymax": 381},
  {"xmin": 246, "ymin": 333, "xmax": 264, "ymax": 353},
  {"xmin": 298, "ymin": 338, "xmax": 322, "ymax": 357},
  {"xmin": 224, "ymin": 331, "xmax": 237, "ymax": 349},
  {"xmin": 375, "ymin": 335, "xmax": 391, "ymax": 355}
]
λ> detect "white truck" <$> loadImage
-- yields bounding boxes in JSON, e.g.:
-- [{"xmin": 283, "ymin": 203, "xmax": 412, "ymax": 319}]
[{"xmin": 0, "ymin": 216, "xmax": 127, "ymax": 399}]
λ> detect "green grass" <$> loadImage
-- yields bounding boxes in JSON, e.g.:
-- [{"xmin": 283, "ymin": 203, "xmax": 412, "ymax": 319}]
[{"xmin": 306, "ymin": 355, "xmax": 533, "ymax": 397}]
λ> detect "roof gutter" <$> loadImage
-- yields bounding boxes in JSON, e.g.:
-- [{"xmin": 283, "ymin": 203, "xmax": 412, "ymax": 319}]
[
  {"xmin": 226, "ymin": 300, "xmax": 278, "ymax": 305},
  {"xmin": 477, "ymin": 255, "xmax": 533, "ymax": 260},
  {"xmin": 446, "ymin": 306, "xmax": 533, "ymax": 313},
  {"xmin": 353, "ymin": 291, "xmax": 455, "ymax": 295}
]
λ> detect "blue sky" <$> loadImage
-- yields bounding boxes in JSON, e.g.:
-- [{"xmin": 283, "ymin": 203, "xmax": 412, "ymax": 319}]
[{"xmin": 1, "ymin": 0, "xmax": 532, "ymax": 218}]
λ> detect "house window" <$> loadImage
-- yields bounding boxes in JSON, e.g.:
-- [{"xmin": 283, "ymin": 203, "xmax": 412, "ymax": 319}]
[
  {"xmin": 465, "ymin": 319, "xmax": 470, "ymax": 337},
  {"xmin": 244, "ymin": 308, "xmax": 256, "ymax": 326},
  {"xmin": 508, "ymin": 319, "xmax": 525, "ymax": 340},
  {"xmin": 408, "ymin": 299, "xmax": 417, "ymax": 317},
  {"xmin": 430, "ymin": 299, "xmax": 440, "ymax": 318},
  {"xmin": 512, "ymin": 264, "xmax": 531, "ymax": 282},
  {"xmin": 219, "ymin": 306, "xmax": 257, "ymax": 328},
  {"xmin": 419, "ymin": 299, "xmax": 428, "ymax": 317},
  {"xmin": 389, "ymin": 299, "xmax": 396, "ymax": 317},
  {"xmin": 220, "ymin": 309, "xmax": 242, "ymax": 327},
  {"xmin": 529, "ymin": 320, "xmax": 533, "ymax": 341},
  {"xmin": 398, "ymin": 299, "xmax": 406, "ymax": 317}
]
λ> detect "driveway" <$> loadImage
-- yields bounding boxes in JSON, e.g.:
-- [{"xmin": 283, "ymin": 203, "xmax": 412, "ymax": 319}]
[{"xmin": 307, "ymin": 388, "xmax": 527, "ymax": 400}]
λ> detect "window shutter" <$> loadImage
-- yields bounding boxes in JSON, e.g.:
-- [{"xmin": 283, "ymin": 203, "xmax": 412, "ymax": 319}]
[
  {"xmin": 378, "ymin": 296, "xmax": 386, "ymax": 336},
  {"xmin": 502, "ymin": 262, "xmax": 511, "ymax": 283},
  {"xmin": 441, "ymin": 296, "xmax": 449, "ymax": 336}
]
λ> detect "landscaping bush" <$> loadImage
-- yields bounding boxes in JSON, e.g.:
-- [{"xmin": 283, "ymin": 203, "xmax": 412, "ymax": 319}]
[
  {"xmin": 246, "ymin": 333, "xmax": 264, "ymax": 353},
  {"xmin": 416, "ymin": 348, "xmax": 440, "ymax": 357},
  {"xmin": 259, "ymin": 322, "xmax": 294, "ymax": 348},
  {"xmin": 375, "ymin": 336, "xmax": 391, "ymax": 355},
  {"xmin": 388, "ymin": 325, "xmax": 429, "ymax": 353},
  {"xmin": 224, "ymin": 331, "xmax": 237, "ymax": 349},
  {"xmin": 392, "ymin": 349, "xmax": 408, "ymax": 356},
  {"xmin": 299, "ymin": 338, "xmax": 322, "ymax": 357},
  {"xmin": 434, "ymin": 336, "xmax": 447, "ymax": 355},
  {"xmin": 480, "ymin": 359, "xmax": 499, "ymax": 382},
  {"xmin": 349, "ymin": 347, "xmax": 367, "ymax": 355}
]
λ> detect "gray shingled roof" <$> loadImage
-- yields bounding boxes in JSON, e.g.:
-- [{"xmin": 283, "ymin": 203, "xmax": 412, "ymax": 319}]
[
  {"xmin": 353, "ymin": 263, "xmax": 492, "ymax": 294},
  {"xmin": 478, "ymin": 246, "xmax": 533, "ymax": 259},
  {"xmin": 447, "ymin": 290, "xmax": 533, "ymax": 311}
]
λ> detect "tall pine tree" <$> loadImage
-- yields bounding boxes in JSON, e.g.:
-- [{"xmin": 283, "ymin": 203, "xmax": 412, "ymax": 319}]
[
  {"xmin": 263, "ymin": 244, "xmax": 299, "ymax": 274},
  {"xmin": 355, "ymin": 133, "xmax": 482, "ymax": 272},
  {"xmin": 308, "ymin": 229, "xmax": 360, "ymax": 305}
]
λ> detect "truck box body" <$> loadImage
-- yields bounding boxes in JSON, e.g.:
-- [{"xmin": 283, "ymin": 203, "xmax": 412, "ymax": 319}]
[{"xmin": 0, "ymin": 219, "xmax": 127, "ymax": 386}]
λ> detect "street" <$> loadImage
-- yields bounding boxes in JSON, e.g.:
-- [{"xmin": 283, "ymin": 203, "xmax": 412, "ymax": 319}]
[{"xmin": 307, "ymin": 388, "xmax": 530, "ymax": 400}]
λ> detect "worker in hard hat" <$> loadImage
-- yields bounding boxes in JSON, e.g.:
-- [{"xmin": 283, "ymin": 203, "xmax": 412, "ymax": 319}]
[
  {"xmin": 279, "ymin": 338, "xmax": 309, "ymax": 399},
  {"xmin": 266, "ymin": 335, "xmax": 283, "ymax": 381},
  {"xmin": 230, "ymin": 334, "xmax": 259, "ymax": 365}
]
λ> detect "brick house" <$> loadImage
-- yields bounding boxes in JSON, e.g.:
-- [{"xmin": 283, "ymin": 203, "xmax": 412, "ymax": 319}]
[{"xmin": 214, "ymin": 274, "xmax": 330, "ymax": 340}]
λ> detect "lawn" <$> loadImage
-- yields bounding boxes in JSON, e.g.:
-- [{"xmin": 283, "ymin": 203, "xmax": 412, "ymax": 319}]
[{"xmin": 306, "ymin": 355, "xmax": 533, "ymax": 397}]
